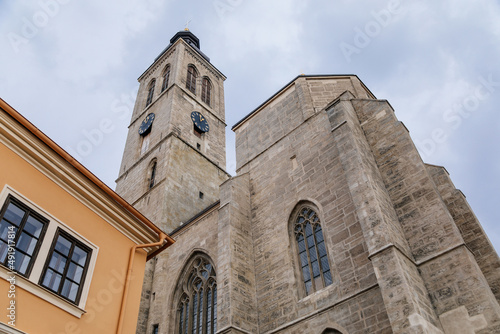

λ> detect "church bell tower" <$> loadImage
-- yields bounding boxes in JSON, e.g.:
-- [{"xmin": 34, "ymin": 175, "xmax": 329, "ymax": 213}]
[{"xmin": 115, "ymin": 29, "xmax": 229, "ymax": 233}]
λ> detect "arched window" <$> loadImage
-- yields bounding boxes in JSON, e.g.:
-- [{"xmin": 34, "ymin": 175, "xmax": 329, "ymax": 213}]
[
  {"xmin": 161, "ymin": 65, "xmax": 170, "ymax": 92},
  {"xmin": 149, "ymin": 160, "xmax": 157, "ymax": 189},
  {"xmin": 186, "ymin": 65, "xmax": 198, "ymax": 94},
  {"xmin": 177, "ymin": 255, "xmax": 217, "ymax": 334},
  {"xmin": 201, "ymin": 77, "xmax": 211, "ymax": 106},
  {"xmin": 293, "ymin": 204, "xmax": 332, "ymax": 296},
  {"xmin": 146, "ymin": 79, "xmax": 156, "ymax": 107},
  {"xmin": 322, "ymin": 329, "xmax": 342, "ymax": 334}
]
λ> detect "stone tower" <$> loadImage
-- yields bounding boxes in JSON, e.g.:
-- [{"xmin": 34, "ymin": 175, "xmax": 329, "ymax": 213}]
[
  {"xmin": 117, "ymin": 31, "xmax": 500, "ymax": 334},
  {"xmin": 115, "ymin": 30, "xmax": 229, "ymax": 333},
  {"xmin": 115, "ymin": 29, "xmax": 228, "ymax": 232}
]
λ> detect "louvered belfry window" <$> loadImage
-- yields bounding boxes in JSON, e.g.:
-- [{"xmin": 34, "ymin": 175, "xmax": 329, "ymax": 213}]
[
  {"xmin": 201, "ymin": 77, "xmax": 211, "ymax": 106},
  {"xmin": 146, "ymin": 79, "xmax": 155, "ymax": 107},
  {"xmin": 186, "ymin": 65, "xmax": 197, "ymax": 94},
  {"xmin": 161, "ymin": 65, "xmax": 170, "ymax": 92}
]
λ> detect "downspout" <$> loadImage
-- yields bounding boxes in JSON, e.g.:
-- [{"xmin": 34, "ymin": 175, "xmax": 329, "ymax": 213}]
[{"xmin": 116, "ymin": 232, "xmax": 169, "ymax": 334}]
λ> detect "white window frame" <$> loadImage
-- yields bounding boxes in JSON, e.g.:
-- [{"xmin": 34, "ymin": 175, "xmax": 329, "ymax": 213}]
[
  {"xmin": 0, "ymin": 322, "xmax": 28, "ymax": 334},
  {"xmin": 0, "ymin": 185, "xmax": 99, "ymax": 318}
]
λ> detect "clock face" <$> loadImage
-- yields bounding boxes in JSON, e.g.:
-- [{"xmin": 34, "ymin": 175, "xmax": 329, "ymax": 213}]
[
  {"xmin": 138, "ymin": 113, "xmax": 155, "ymax": 136},
  {"xmin": 191, "ymin": 111, "xmax": 209, "ymax": 133}
]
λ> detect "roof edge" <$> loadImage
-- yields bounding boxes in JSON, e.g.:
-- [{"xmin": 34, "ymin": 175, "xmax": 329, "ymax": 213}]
[
  {"xmin": 231, "ymin": 74, "xmax": 376, "ymax": 131},
  {"xmin": 0, "ymin": 98, "xmax": 175, "ymax": 252},
  {"xmin": 138, "ymin": 37, "xmax": 226, "ymax": 82}
]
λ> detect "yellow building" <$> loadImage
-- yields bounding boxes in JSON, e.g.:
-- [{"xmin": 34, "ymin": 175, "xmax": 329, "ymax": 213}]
[{"xmin": 0, "ymin": 98, "xmax": 174, "ymax": 334}]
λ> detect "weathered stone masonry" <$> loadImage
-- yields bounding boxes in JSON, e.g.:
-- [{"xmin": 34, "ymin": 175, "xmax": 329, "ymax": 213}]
[{"xmin": 115, "ymin": 31, "xmax": 500, "ymax": 334}]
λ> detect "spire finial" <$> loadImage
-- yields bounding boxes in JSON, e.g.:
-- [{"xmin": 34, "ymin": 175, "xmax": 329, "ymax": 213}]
[{"xmin": 184, "ymin": 19, "xmax": 192, "ymax": 31}]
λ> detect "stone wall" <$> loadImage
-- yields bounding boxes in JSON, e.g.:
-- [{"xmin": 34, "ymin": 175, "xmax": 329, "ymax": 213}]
[
  {"xmin": 144, "ymin": 207, "xmax": 220, "ymax": 334},
  {"xmin": 128, "ymin": 71, "xmax": 500, "ymax": 333},
  {"xmin": 235, "ymin": 76, "xmax": 373, "ymax": 171},
  {"xmin": 234, "ymin": 77, "xmax": 390, "ymax": 333},
  {"xmin": 427, "ymin": 164, "xmax": 500, "ymax": 302}
]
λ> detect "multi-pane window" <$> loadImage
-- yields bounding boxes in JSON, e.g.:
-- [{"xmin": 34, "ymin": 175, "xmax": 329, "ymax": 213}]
[
  {"xmin": 177, "ymin": 256, "xmax": 217, "ymax": 334},
  {"xmin": 40, "ymin": 229, "xmax": 92, "ymax": 304},
  {"xmin": 294, "ymin": 206, "xmax": 332, "ymax": 296},
  {"xmin": 0, "ymin": 196, "xmax": 48, "ymax": 277},
  {"xmin": 186, "ymin": 65, "xmax": 197, "ymax": 94},
  {"xmin": 146, "ymin": 80, "xmax": 156, "ymax": 107},
  {"xmin": 161, "ymin": 65, "xmax": 170, "ymax": 92},
  {"xmin": 201, "ymin": 77, "xmax": 211, "ymax": 106}
]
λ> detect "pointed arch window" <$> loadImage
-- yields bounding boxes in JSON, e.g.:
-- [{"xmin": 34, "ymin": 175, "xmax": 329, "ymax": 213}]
[
  {"xmin": 161, "ymin": 65, "xmax": 170, "ymax": 92},
  {"xmin": 146, "ymin": 79, "xmax": 156, "ymax": 107},
  {"xmin": 177, "ymin": 255, "xmax": 217, "ymax": 334},
  {"xmin": 293, "ymin": 205, "xmax": 332, "ymax": 296},
  {"xmin": 201, "ymin": 77, "xmax": 211, "ymax": 106},
  {"xmin": 186, "ymin": 65, "xmax": 198, "ymax": 94}
]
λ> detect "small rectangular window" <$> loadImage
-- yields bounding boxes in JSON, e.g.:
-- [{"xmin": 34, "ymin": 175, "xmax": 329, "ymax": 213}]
[
  {"xmin": 39, "ymin": 228, "xmax": 92, "ymax": 304},
  {"xmin": 199, "ymin": 192, "xmax": 204, "ymax": 199},
  {"xmin": 152, "ymin": 324, "xmax": 159, "ymax": 334},
  {"xmin": 0, "ymin": 196, "xmax": 49, "ymax": 277}
]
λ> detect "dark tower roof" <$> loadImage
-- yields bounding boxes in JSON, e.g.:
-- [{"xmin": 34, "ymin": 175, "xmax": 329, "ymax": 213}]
[
  {"xmin": 170, "ymin": 30, "xmax": 200, "ymax": 49},
  {"xmin": 154, "ymin": 29, "xmax": 210, "ymax": 62}
]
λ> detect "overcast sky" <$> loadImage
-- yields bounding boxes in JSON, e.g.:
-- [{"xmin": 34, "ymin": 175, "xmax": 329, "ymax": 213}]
[{"xmin": 1, "ymin": 0, "xmax": 499, "ymax": 251}]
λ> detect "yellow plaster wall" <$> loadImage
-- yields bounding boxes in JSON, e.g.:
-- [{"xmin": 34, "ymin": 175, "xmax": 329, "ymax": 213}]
[{"xmin": 0, "ymin": 142, "xmax": 147, "ymax": 334}]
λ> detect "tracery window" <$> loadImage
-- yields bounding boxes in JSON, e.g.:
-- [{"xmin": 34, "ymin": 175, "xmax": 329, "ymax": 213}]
[
  {"xmin": 146, "ymin": 79, "xmax": 156, "ymax": 107},
  {"xmin": 201, "ymin": 77, "xmax": 211, "ymax": 106},
  {"xmin": 177, "ymin": 256, "xmax": 217, "ymax": 334},
  {"xmin": 186, "ymin": 65, "xmax": 198, "ymax": 94},
  {"xmin": 293, "ymin": 205, "xmax": 332, "ymax": 296},
  {"xmin": 161, "ymin": 65, "xmax": 170, "ymax": 92}
]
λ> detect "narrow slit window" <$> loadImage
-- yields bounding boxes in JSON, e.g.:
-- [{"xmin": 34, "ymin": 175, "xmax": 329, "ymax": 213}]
[{"xmin": 149, "ymin": 161, "xmax": 157, "ymax": 189}]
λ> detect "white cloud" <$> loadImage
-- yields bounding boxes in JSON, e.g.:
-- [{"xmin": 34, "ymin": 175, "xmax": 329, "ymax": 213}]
[{"xmin": 0, "ymin": 0, "xmax": 499, "ymax": 252}]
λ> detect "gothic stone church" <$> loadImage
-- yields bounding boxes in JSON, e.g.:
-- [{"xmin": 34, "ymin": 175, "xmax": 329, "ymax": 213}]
[{"xmin": 115, "ymin": 30, "xmax": 500, "ymax": 334}]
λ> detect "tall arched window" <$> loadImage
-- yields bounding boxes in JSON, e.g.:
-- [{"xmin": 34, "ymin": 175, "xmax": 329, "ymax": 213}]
[
  {"xmin": 201, "ymin": 77, "xmax": 211, "ymax": 106},
  {"xmin": 186, "ymin": 65, "xmax": 198, "ymax": 94},
  {"xmin": 161, "ymin": 65, "xmax": 170, "ymax": 92},
  {"xmin": 146, "ymin": 79, "xmax": 156, "ymax": 107},
  {"xmin": 293, "ymin": 204, "xmax": 332, "ymax": 296},
  {"xmin": 177, "ymin": 255, "xmax": 217, "ymax": 334}
]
